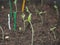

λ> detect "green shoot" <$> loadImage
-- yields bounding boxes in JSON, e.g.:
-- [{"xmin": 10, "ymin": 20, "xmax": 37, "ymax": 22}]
[
  {"xmin": 35, "ymin": 9, "xmax": 46, "ymax": 25},
  {"xmin": 39, "ymin": 11, "xmax": 46, "ymax": 25},
  {"xmin": 25, "ymin": 6, "xmax": 30, "ymax": 13},
  {"xmin": 54, "ymin": 1, "xmax": 60, "ymax": 28},
  {"xmin": 27, "ymin": 13, "xmax": 34, "ymax": 45},
  {"xmin": 27, "ymin": 13, "xmax": 32, "ymax": 22},
  {"xmin": 25, "ymin": 6, "xmax": 34, "ymax": 45}
]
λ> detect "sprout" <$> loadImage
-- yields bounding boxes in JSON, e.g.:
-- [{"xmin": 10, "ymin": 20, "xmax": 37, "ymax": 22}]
[
  {"xmin": 27, "ymin": 13, "xmax": 32, "ymax": 22},
  {"xmin": 25, "ymin": 6, "xmax": 34, "ymax": 45},
  {"xmin": 50, "ymin": 26, "xmax": 56, "ymax": 39},
  {"xmin": 25, "ymin": 6, "xmax": 30, "ymax": 13},
  {"xmin": 25, "ymin": 13, "xmax": 34, "ymax": 45}
]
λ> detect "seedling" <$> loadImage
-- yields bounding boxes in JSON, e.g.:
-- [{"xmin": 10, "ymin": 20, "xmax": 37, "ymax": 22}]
[
  {"xmin": 54, "ymin": 1, "xmax": 60, "ymax": 27},
  {"xmin": 25, "ymin": 6, "xmax": 34, "ymax": 45},
  {"xmin": 35, "ymin": 9, "xmax": 46, "ymax": 25},
  {"xmin": 25, "ymin": 6, "xmax": 30, "ymax": 13},
  {"xmin": 50, "ymin": 26, "xmax": 56, "ymax": 39},
  {"xmin": 26, "ymin": 13, "xmax": 34, "ymax": 45},
  {"xmin": 54, "ymin": 1, "xmax": 59, "ymax": 20}
]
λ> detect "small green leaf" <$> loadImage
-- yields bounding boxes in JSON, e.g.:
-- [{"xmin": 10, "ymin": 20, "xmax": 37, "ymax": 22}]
[{"xmin": 27, "ymin": 13, "xmax": 32, "ymax": 22}]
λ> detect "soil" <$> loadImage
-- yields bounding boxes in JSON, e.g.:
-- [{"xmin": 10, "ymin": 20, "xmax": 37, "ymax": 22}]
[{"xmin": 0, "ymin": 1, "xmax": 60, "ymax": 45}]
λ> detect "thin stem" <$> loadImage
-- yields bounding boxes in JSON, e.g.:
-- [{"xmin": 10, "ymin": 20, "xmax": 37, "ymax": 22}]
[
  {"xmin": 39, "ymin": 15, "xmax": 43, "ymax": 25},
  {"xmin": 29, "ymin": 22, "xmax": 34, "ymax": 45},
  {"xmin": 15, "ymin": 4, "xmax": 17, "ymax": 12},
  {"xmin": 52, "ymin": 31, "xmax": 56, "ymax": 39},
  {"xmin": 55, "ymin": 6, "xmax": 60, "ymax": 28},
  {"xmin": 56, "ymin": 8, "xmax": 59, "ymax": 20},
  {"xmin": 41, "ymin": 0, "xmax": 44, "ymax": 7},
  {"xmin": 24, "ymin": 20, "xmax": 25, "ymax": 31},
  {"xmin": 0, "ymin": 26, "xmax": 4, "ymax": 40}
]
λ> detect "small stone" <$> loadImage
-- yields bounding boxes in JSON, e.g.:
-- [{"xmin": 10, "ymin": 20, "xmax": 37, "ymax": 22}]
[
  {"xmin": 1, "ymin": 5, "xmax": 4, "ymax": 9},
  {"xmin": 19, "ymin": 27, "xmax": 22, "ymax": 31},
  {"xmin": 5, "ymin": 36, "xmax": 9, "ymax": 39}
]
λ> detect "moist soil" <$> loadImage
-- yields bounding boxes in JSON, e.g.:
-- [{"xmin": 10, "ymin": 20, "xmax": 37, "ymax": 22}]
[{"xmin": 0, "ymin": 2, "xmax": 60, "ymax": 45}]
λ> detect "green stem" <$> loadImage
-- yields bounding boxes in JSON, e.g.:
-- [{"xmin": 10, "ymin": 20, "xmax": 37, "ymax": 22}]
[
  {"xmin": 9, "ymin": 0, "xmax": 13, "ymax": 17},
  {"xmin": 13, "ymin": 12, "xmax": 17, "ymax": 31}
]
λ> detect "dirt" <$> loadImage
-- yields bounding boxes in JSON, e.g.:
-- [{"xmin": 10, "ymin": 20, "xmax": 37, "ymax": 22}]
[{"xmin": 0, "ymin": 1, "xmax": 60, "ymax": 45}]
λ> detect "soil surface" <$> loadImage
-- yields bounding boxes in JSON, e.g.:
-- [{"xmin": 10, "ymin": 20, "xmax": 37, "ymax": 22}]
[{"xmin": 0, "ymin": 1, "xmax": 60, "ymax": 45}]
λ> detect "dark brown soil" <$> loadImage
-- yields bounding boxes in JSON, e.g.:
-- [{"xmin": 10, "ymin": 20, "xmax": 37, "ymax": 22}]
[{"xmin": 0, "ymin": 2, "xmax": 60, "ymax": 45}]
